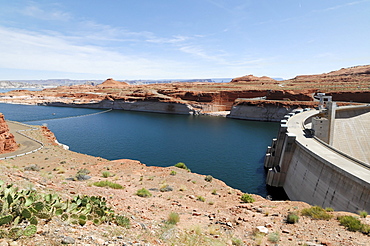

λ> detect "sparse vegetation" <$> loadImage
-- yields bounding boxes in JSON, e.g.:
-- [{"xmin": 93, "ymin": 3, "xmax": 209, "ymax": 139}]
[
  {"xmin": 174, "ymin": 162, "xmax": 191, "ymax": 172},
  {"xmin": 93, "ymin": 180, "xmax": 123, "ymax": 189},
  {"xmin": 231, "ymin": 237, "xmax": 243, "ymax": 245},
  {"xmin": 136, "ymin": 188, "xmax": 152, "ymax": 197},
  {"xmin": 204, "ymin": 175, "xmax": 213, "ymax": 182},
  {"xmin": 301, "ymin": 206, "xmax": 333, "ymax": 220},
  {"xmin": 240, "ymin": 193, "xmax": 255, "ymax": 203},
  {"xmin": 338, "ymin": 215, "xmax": 370, "ymax": 234},
  {"xmin": 197, "ymin": 196, "xmax": 205, "ymax": 202},
  {"xmin": 115, "ymin": 215, "xmax": 130, "ymax": 228},
  {"xmin": 167, "ymin": 212, "xmax": 180, "ymax": 225},
  {"xmin": 211, "ymin": 189, "xmax": 217, "ymax": 195},
  {"xmin": 325, "ymin": 207, "xmax": 334, "ymax": 212},
  {"xmin": 287, "ymin": 212, "xmax": 299, "ymax": 224},
  {"xmin": 358, "ymin": 210, "xmax": 368, "ymax": 218},
  {"xmin": 73, "ymin": 168, "xmax": 91, "ymax": 181},
  {"xmin": 267, "ymin": 232, "xmax": 280, "ymax": 243},
  {"xmin": 170, "ymin": 170, "xmax": 177, "ymax": 176},
  {"xmin": 102, "ymin": 171, "xmax": 114, "ymax": 178}
]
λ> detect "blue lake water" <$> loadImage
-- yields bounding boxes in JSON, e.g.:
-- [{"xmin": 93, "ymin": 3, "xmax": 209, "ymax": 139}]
[
  {"xmin": 0, "ymin": 103, "xmax": 279, "ymax": 197},
  {"xmin": 0, "ymin": 88, "xmax": 44, "ymax": 93}
]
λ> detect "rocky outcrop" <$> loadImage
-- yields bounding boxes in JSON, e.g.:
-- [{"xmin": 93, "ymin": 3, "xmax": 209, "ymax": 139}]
[
  {"xmin": 0, "ymin": 113, "xmax": 17, "ymax": 154},
  {"xmin": 96, "ymin": 78, "xmax": 129, "ymax": 88},
  {"xmin": 230, "ymin": 75, "xmax": 276, "ymax": 83},
  {"xmin": 229, "ymin": 100, "xmax": 318, "ymax": 121}
]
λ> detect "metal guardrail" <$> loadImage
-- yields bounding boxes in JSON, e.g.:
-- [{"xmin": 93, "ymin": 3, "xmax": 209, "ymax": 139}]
[
  {"xmin": 0, "ymin": 121, "xmax": 43, "ymax": 160},
  {"xmin": 292, "ymin": 108, "xmax": 370, "ymax": 170}
]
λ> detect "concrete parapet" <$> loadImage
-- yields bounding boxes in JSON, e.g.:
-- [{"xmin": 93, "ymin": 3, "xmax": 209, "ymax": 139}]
[{"xmin": 264, "ymin": 105, "xmax": 370, "ymax": 213}]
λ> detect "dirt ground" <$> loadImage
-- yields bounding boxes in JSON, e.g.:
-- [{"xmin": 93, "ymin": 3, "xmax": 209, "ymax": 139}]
[{"xmin": 0, "ymin": 124, "xmax": 369, "ymax": 246}]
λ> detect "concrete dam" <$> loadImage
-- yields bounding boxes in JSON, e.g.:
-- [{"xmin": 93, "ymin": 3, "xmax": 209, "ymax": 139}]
[{"xmin": 264, "ymin": 98, "xmax": 370, "ymax": 213}]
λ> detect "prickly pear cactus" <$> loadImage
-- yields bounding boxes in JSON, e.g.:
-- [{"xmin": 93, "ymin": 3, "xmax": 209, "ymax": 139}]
[
  {"xmin": 21, "ymin": 208, "xmax": 32, "ymax": 219},
  {"xmin": 0, "ymin": 215, "xmax": 13, "ymax": 226},
  {"xmin": 28, "ymin": 216, "xmax": 38, "ymax": 225},
  {"xmin": 33, "ymin": 201, "xmax": 44, "ymax": 212},
  {"xmin": 23, "ymin": 224, "xmax": 37, "ymax": 237}
]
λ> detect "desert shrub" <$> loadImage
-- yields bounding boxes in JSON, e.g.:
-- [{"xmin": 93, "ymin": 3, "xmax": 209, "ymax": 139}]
[
  {"xmin": 338, "ymin": 216, "xmax": 363, "ymax": 232},
  {"xmin": 286, "ymin": 212, "xmax": 299, "ymax": 224},
  {"xmin": 301, "ymin": 206, "xmax": 333, "ymax": 220},
  {"xmin": 211, "ymin": 189, "xmax": 217, "ymax": 195},
  {"xmin": 358, "ymin": 210, "xmax": 368, "ymax": 218},
  {"xmin": 231, "ymin": 237, "xmax": 243, "ymax": 245},
  {"xmin": 24, "ymin": 164, "xmax": 40, "ymax": 171},
  {"xmin": 74, "ymin": 168, "xmax": 91, "ymax": 181},
  {"xmin": 204, "ymin": 175, "xmax": 213, "ymax": 182},
  {"xmin": 268, "ymin": 232, "xmax": 280, "ymax": 243},
  {"xmin": 240, "ymin": 193, "xmax": 255, "ymax": 203},
  {"xmin": 167, "ymin": 212, "xmax": 180, "ymax": 225},
  {"xmin": 102, "ymin": 171, "xmax": 114, "ymax": 178},
  {"xmin": 160, "ymin": 184, "xmax": 173, "ymax": 192},
  {"xmin": 93, "ymin": 180, "xmax": 123, "ymax": 189},
  {"xmin": 197, "ymin": 196, "xmax": 205, "ymax": 202},
  {"xmin": 136, "ymin": 188, "xmax": 152, "ymax": 197},
  {"xmin": 170, "ymin": 170, "xmax": 177, "ymax": 176},
  {"xmin": 325, "ymin": 207, "xmax": 334, "ymax": 212},
  {"xmin": 174, "ymin": 162, "xmax": 191, "ymax": 172},
  {"xmin": 115, "ymin": 215, "xmax": 130, "ymax": 228}
]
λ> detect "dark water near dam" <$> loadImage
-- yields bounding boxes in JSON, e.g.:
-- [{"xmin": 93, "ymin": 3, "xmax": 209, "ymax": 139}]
[{"xmin": 0, "ymin": 103, "xmax": 279, "ymax": 197}]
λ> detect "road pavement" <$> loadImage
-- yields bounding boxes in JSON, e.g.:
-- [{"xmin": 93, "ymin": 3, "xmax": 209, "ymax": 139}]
[{"xmin": 0, "ymin": 121, "xmax": 43, "ymax": 159}]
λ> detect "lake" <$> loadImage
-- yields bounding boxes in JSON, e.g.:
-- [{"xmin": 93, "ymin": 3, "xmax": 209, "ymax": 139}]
[{"xmin": 0, "ymin": 103, "xmax": 279, "ymax": 197}]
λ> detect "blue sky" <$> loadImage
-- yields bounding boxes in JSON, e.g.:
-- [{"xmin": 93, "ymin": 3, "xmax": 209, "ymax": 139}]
[{"xmin": 0, "ymin": 0, "xmax": 369, "ymax": 80}]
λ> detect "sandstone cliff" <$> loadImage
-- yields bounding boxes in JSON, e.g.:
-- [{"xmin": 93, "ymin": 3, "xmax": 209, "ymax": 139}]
[{"xmin": 0, "ymin": 113, "xmax": 17, "ymax": 154}]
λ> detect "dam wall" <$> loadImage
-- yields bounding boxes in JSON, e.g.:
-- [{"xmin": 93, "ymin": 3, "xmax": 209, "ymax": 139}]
[{"xmin": 265, "ymin": 105, "xmax": 370, "ymax": 212}]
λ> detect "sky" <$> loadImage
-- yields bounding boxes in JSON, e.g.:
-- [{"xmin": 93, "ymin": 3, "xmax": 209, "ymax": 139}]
[{"xmin": 0, "ymin": 0, "xmax": 369, "ymax": 80}]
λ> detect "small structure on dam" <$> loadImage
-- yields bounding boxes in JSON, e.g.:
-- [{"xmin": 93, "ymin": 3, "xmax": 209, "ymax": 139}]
[{"xmin": 264, "ymin": 95, "xmax": 370, "ymax": 213}]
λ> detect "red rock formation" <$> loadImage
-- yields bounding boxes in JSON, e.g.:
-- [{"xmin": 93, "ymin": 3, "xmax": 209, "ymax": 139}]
[
  {"xmin": 230, "ymin": 75, "xmax": 276, "ymax": 83},
  {"xmin": 96, "ymin": 78, "xmax": 129, "ymax": 88},
  {"xmin": 0, "ymin": 113, "xmax": 18, "ymax": 154},
  {"xmin": 41, "ymin": 126, "xmax": 58, "ymax": 145}
]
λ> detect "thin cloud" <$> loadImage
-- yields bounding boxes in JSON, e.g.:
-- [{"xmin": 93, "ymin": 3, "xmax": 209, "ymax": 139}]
[
  {"xmin": 179, "ymin": 44, "xmax": 268, "ymax": 67},
  {"xmin": 0, "ymin": 26, "xmax": 187, "ymax": 78},
  {"xmin": 146, "ymin": 35, "xmax": 190, "ymax": 44},
  {"xmin": 315, "ymin": 0, "xmax": 370, "ymax": 12},
  {"xmin": 20, "ymin": 3, "xmax": 71, "ymax": 21}
]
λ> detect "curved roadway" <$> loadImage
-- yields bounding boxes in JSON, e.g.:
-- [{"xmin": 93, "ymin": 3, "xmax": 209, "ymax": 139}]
[
  {"xmin": 0, "ymin": 121, "xmax": 43, "ymax": 159},
  {"xmin": 287, "ymin": 110, "xmax": 370, "ymax": 184}
]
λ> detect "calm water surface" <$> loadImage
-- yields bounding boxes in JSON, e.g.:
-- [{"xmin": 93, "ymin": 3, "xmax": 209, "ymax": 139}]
[{"xmin": 0, "ymin": 103, "xmax": 279, "ymax": 196}]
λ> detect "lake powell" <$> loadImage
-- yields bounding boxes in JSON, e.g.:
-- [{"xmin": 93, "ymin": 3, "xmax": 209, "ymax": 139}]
[{"xmin": 0, "ymin": 103, "xmax": 279, "ymax": 197}]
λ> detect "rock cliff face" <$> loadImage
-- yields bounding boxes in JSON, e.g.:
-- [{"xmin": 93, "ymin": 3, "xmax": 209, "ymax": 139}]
[{"xmin": 0, "ymin": 113, "xmax": 17, "ymax": 154}]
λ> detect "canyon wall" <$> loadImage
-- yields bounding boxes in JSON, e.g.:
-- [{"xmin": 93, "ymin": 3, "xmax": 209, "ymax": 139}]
[
  {"xmin": 0, "ymin": 113, "xmax": 18, "ymax": 154},
  {"xmin": 229, "ymin": 100, "xmax": 318, "ymax": 121},
  {"xmin": 41, "ymin": 100, "xmax": 199, "ymax": 115}
]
